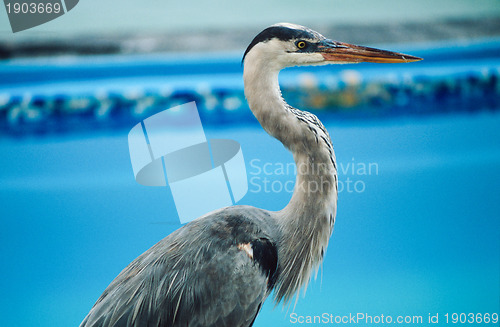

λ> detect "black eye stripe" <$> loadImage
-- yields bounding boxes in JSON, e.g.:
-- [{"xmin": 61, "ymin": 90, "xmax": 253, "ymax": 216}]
[{"xmin": 293, "ymin": 40, "xmax": 321, "ymax": 53}]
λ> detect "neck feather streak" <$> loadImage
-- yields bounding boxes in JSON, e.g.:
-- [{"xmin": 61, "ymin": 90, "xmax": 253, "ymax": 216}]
[{"xmin": 244, "ymin": 57, "xmax": 338, "ymax": 304}]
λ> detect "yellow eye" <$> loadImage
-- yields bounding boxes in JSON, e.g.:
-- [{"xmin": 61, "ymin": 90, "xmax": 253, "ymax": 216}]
[{"xmin": 297, "ymin": 41, "xmax": 306, "ymax": 49}]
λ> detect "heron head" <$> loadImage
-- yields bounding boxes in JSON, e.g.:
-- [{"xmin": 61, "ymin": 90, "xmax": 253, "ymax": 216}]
[{"xmin": 242, "ymin": 23, "xmax": 422, "ymax": 69}]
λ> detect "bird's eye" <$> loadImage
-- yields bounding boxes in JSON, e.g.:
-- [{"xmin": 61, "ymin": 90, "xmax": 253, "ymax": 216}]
[{"xmin": 296, "ymin": 41, "xmax": 307, "ymax": 49}]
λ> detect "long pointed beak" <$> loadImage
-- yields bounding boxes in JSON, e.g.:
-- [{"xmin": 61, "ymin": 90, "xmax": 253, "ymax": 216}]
[{"xmin": 319, "ymin": 40, "xmax": 422, "ymax": 63}]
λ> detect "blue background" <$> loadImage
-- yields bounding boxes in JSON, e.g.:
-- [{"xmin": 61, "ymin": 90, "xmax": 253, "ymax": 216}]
[
  {"xmin": 1, "ymin": 0, "xmax": 499, "ymax": 323},
  {"xmin": 1, "ymin": 111, "xmax": 499, "ymax": 326}
]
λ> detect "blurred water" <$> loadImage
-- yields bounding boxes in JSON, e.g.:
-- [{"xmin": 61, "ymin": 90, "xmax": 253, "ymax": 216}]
[
  {"xmin": 1, "ymin": 111, "xmax": 499, "ymax": 326},
  {"xmin": 1, "ymin": 0, "xmax": 499, "ymax": 325},
  {"xmin": 1, "ymin": 0, "xmax": 500, "ymax": 40}
]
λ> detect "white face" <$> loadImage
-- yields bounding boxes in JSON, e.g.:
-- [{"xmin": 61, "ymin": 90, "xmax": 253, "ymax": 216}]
[{"xmin": 245, "ymin": 38, "xmax": 327, "ymax": 71}]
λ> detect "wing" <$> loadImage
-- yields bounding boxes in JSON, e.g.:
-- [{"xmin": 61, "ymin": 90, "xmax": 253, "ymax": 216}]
[{"xmin": 80, "ymin": 206, "xmax": 279, "ymax": 327}]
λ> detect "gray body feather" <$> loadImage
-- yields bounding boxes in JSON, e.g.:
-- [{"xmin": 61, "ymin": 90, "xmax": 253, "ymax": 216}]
[{"xmin": 81, "ymin": 206, "xmax": 280, "ymax": 327}]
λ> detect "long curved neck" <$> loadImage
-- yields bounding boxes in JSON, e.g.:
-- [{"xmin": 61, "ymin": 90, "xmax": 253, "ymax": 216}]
[{"xmin": 244, "ymin": 56, "xmax": 338, "ymax": 304}]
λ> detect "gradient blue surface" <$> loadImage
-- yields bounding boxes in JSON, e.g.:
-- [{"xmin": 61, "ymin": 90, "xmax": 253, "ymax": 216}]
[{"xmin": 1, "ymin": 111, "xmax": 499, "ymax": 326}]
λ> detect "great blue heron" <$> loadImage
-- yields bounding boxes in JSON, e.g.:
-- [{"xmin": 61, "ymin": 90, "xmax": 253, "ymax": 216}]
[{"xmin": 80, "ymin": 23, "xmax": 421, "ymax": 327}]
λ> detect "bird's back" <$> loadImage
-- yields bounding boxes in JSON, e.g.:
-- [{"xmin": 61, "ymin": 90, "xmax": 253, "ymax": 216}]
[{"xmin": 80, "ymin": 205, "xmax": 280, "ymax": 327}]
